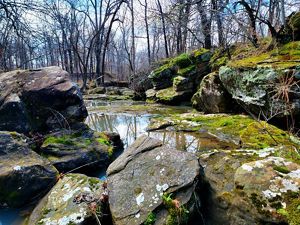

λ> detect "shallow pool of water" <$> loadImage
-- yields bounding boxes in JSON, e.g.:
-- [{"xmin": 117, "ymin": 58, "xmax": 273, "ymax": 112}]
[
  {"xmin": 85, "ymin": 100, "xmax": 233, "ymax": 152},
  {"xmin": 0, "ymin": 100, "xmax": 227, "ymax": 225}
]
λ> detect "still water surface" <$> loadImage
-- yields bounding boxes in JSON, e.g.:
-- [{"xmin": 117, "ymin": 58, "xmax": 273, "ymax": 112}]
[{"xmin": 0, "ymin": 100, "xmax": 226, "ymax": 225}]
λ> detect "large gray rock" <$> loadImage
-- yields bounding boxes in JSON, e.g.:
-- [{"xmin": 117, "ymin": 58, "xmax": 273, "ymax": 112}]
[
  {"xmin": 192, "ymin": 72, "xmax": 234, "ymax": 113},
  {"xmin": 199, "ymin": 146, "xmax": 300, "ymax": 225},
  {"xmin": 107, "ymin": 135, "xmax": 203, "ymax": 225},
  {"xmin": 219, "ymin": 66, "xmax": 300, "ymax": 120},
  {"xmin": 0, "ymin": 66, "xmax": 88, "ymax": 133},
  {"xmin": 28, "ymin": 173, "xmax": 107, "ymax": 225},
  {"xmin": 0, "ymin": 131, "xmax": 58, "ymax": 207}
]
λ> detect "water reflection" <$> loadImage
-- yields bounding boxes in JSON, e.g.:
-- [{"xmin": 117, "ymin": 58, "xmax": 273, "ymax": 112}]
[
  {"xmin": 86, "ymin": 113, "xmax": 151, "ymax": 148},
  {"xmin": 85, "ymin": 112, "xmax": 230, "ymax": 152}
]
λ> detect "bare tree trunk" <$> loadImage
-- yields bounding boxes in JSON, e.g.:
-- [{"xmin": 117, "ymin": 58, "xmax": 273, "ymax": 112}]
[
  {"xmin": 197, "ymin": 0, "xmax": 212, "ymax": 49},
  {"xmin": 157, "ymin": 0, "xmax": 169, "ymax": 57},
  {"xmin": 280, "ymin": 0, "xmax": 286, "ymax": 26}
]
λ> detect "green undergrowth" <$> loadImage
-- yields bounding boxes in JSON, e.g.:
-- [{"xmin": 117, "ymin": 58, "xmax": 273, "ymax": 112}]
[
  {"xmin": 144, "ymin": 212, "xmax": 156, "ymax": 225},
  {"xmin": 162, "ymin": 193, "xmax": 189, "ymax": 225}
]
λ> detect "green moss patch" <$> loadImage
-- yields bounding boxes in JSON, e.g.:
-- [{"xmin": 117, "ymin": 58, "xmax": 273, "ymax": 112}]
[
  {"xmin": 182, "ymin": 114, "xmax": 253, "ymax": 137},
  {"xmin": 156, "ymin": 87, "xmax": 178, "ymax": 102},
  {"xmin": 169, "ymin": 113, "xmax": 299, "ymax": 150},
  {"xmin": 273, "ymin": 165, "xmax": 291, "ymax": 174},
  {"xmin": 43, "ymin": 136, "xmax": 75, "ymax": 146},
  {"xmin": 240, "ymin": 122, "xmax": 291, "ymax": 149},
  {"xmin": 150, "ymin": 48, "xmax": 210, "ymax": 80},
  {"xmin": 286, "ymin": 197, "xmax": 300, "ymax": 225},
  {"xmin": 144, "ymin": 212, "xmax": 156, "ymax": 225},
  {"xmin": 228, "ymin": 41, "xmax": 300, "ymax": 69}
]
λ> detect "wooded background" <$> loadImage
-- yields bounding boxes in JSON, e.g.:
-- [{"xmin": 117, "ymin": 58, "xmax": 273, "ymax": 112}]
[{"xmin": 0, "ymin": 0, "xmax": 299, "ymax": 88}]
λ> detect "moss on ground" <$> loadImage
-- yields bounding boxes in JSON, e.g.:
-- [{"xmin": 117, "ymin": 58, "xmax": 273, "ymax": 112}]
[
  {"xmin": 227, "ymin": 41, "xmax": 300, "ymax": 69},
  {"xmin": 240, "ymin": 121, "xmax": 291, "ymax": 149},
  {"xmin": 273, "ymin": 165, "xmax": 291, "ymax": 174},
  {"xmin": 169, "ymin": 113, "xmax": 299, "ymax": 150}
]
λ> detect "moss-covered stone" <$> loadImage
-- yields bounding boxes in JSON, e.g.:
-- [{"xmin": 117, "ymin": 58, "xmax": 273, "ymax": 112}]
[
  {"xmin": 40, "ymin": 129, "xmax": 119, "ymax": 172},
  {"xmin": 147, "ymin": 48, "xmax": 211, "ymax": 101},
  {"xmin": 191, "ymin": 72, "xmax": 234, "ymax": 113},
  {"xmin": 155, "ymin": 87, "xmax": 192, "ymax": 105},
  {"xmin": 27, "ymin": 173, "xmax": 104, "ymax": 225},
  {"xmin": 173, "ymin": 76, "xmax": 193, "ymax": 92},
  {"xmin": 219, "ymin": 62, "xmax": 300, "ymax": 124},
  {"xmin": 150, "ymin": 113, "xmax": 300, "ymax": 151},
  {"xmin": 240, "ymin": 121, "xmax": 292, "ymax": 149},
  {"xmin": 0, "ymin": 131, "xmax": 58, "ymax": 208}
]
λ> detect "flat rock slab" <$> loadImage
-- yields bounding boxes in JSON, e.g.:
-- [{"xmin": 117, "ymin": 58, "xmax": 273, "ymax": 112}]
[
  {"xmin": 107, "ymin": 135, "xmax": 202, "ymax": 225},
  {"xmin": 0, "ymin": 131, "xmax": 58, "ymax": 207},
  {"xmin": 28, "ymin": 173, "xmax": 105, "ymax": 225}
]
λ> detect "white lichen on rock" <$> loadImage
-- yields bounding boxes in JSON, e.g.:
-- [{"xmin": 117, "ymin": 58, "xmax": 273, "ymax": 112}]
[
  {"xmin": 13, "ymin": 165, "xmax": 21, "ymax": 171},
  {"xmin": 136, "ymin": 193, "xmax": 145, "ymax": 206},
  {"xmin": 288, "ymin": 169, "xmax": 300, "ymax": 178},
  {"xmin": 262, "ymin": 190, "xmax": 281, "ymax": 199},
  {"xmin": 241, "ymin": 164, "xmax": 253, "ymax": 171}
]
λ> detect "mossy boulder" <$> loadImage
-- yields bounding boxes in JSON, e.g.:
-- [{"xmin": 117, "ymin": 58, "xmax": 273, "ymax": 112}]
[
  {"xmin": 107, "ymin": 136, "xmax": 204, "ymax": 225},
  {"xmin": 155, "ymin": 87, "xmax": 193, "ymax": 105},
  {"xmin": 0, "ymin": 66, "xmax": 88, "ymax": 134},
  {"xmin": 148, "ymin": 65, "xmax": 177, "ymax": 90},
  {"xmin": 192, "ymin": 72, "xmax": 235, "ymax": 113},
  {"xmin": 148, "ymin": 49, "xmax": 211, "ymax": 95},
  {"xmin": 28, "ymin": 173, "xmax": 108, "ymax": 225},
  {"xmin": 198, "ymin": 146, "xmax": 300, "ymax": 224},
  {"xmin": 173, "ymin": 76, "xmax": 193, "ymax": 92},
  {"xmin": 119, "ymin": 87, "xmax": 135, "ymax": 98},
  {"xmin": 145, "ymin": 89, "xmax": 157, "ymax": 102},
  {"xmin": 40, "ymin": 128, "xmax": 122, "ymax": 173},
  {"xmin": 0, "ymin": 131, "xmax": 58, "ymax": 208},
  {"xmin": 219, "ymin": 65, "xmax": 300, "ymax": 122}
]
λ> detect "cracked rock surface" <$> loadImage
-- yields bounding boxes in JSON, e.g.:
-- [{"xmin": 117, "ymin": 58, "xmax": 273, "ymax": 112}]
[{"xmin": 107, "ymin": 135, "xmax": 203, "ymax": 225}]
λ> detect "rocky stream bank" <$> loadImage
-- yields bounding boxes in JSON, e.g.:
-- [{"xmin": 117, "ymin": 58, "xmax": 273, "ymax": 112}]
[{"xmin": 0, "ymin": 58, "xmax": 300, "ymax": 225}]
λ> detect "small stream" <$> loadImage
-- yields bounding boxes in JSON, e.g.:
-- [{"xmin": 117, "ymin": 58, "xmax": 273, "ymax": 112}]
[{"xmin": 0, "ymin": 99, "xmax": 227, "ymax": 225}]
